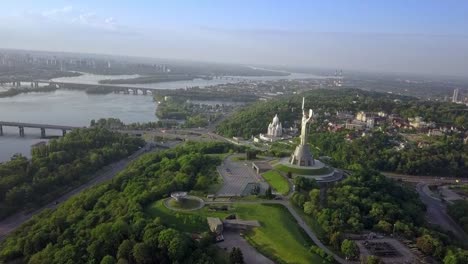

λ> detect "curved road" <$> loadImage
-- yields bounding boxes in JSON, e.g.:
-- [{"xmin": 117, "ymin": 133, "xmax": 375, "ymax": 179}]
[
  {"xmin": 415, "ymin": 183, "xmax": 468, "ymax": 243},
  {"xmin": 0, "ymin": 144, "xmax": 159, "ymax": 242}
]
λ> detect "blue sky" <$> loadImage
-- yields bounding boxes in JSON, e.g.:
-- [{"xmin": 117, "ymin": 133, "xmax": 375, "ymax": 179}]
[{"xmin": 1, "ymin": 1, "xmax": 468, "ymax": 76}]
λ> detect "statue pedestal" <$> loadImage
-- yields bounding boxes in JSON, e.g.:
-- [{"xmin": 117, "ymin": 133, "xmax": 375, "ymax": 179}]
[{"xmin": 290, "ymin": 144, "xmax": 315, "ymax": 167}]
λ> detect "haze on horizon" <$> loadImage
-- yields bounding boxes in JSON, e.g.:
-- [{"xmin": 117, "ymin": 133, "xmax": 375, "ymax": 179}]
[{"xmin": 1, "ymin": 0, "xmax": 468, "ymax": 77}]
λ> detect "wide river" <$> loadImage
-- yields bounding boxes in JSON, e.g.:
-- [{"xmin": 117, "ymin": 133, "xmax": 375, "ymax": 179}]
[{"xmin": 0, "ymin": 71, "xmax": 323, "ymax": 162}]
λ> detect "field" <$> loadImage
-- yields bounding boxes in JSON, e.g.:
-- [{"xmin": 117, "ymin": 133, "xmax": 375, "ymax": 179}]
[
  {"xmin": 261, "ymin": 170, "xmax": 290, "ymax": 195},
  {"xmin": 146, "ymin": 201, "xmax": 328, "ymax": 264},
  {"xmin": 275, "ymin": 163, "xmax": 333, "ymax": 175}
]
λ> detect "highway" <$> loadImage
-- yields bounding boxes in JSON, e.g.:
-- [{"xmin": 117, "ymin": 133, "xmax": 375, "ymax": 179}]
[
  {"xmin": 382, "ymin": 172, "xmax": 468, "ymax": 185},
  {"xmin": 415, "ymin": 183, "xmax": 468, "ymax": 243},
  {"xmin": 0, "ymin": 144, "xmax": 160, "ymax": 242},
  {"xmin": 383, "ymin": 172, "xmax": 468, "ymax": 243}
]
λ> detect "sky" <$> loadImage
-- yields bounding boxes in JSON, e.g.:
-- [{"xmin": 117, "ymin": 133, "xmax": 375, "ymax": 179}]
[{"xmin": 1, "ymin": 0, "xmax": 468, "ymax": 76}]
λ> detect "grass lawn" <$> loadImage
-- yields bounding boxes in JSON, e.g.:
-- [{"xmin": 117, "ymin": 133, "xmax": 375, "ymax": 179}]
[
  {"xmin": 146, "ymin": 201, "xmax": 328, "ymax": 264},
  {"xmin": 275, "ymin": 164, "xmax": 333, "ymax": 175},
  {"xmin": 261, "ymin": 170, "xmax": 290, "ymax": 195},
  {"xmin": 206, "ymin": 153, "xmax": 231, "ymax": 160}
]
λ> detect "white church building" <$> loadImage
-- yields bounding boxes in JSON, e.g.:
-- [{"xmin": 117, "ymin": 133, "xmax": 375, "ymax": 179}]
[{"xmin": 259, "ymin": 114, "xmax": 283, "ymax": 142}]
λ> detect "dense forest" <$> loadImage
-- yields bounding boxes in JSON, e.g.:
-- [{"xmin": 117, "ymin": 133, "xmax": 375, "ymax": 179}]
[
  {"xmin": 216, "ymin": 89, "xmax": 468, "ymax": 176},
  {"xmin": 0, "ymin": 128, "xmax": 145, "ymax": 220},
  {"xmin": 447, "ymin": 200, "xmax": 468, "ymax": 234},
  {"xmin": 155, "ymin": 98, "xmax": 226, "ymax": 128},
  {"xmin": 0, "ymin": 142, "xmax": 238, "ymax": 263},
  {"xmin": 292, "ymin": 171, "xmax": 468, "ymax": 262},
  {"xmin": 216, "ymin": 89, "xmax": 414, "ymax": 138},
  {"xmin": 216, "ymin": 89, "xmax": 467, "ymax": 139},
  {"xmin": 292, "ymin": 171, "xmax": 425, "ymax": 238},
  {"xmin": 311, "ymin": 130, "xmax": 468, "ymax": 176}
]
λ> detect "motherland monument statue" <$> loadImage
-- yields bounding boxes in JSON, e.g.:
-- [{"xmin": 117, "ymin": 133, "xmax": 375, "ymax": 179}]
[{"xmin": 290, "ymin": 97, "xmax": 315, "ymax": 166}]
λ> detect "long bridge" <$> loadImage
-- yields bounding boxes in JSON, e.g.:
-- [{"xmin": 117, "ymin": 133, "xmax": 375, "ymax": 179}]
[
  {"xmin": 0, "ymin": 76, "xmax": 250, "ymax": 95},
  {"xmin": 0, "ymin": 121, "xmax": 81, "ymax": 137},
  {"xmin": 0, "ymin": 80, "xmax": 156, "ymax": 95}
]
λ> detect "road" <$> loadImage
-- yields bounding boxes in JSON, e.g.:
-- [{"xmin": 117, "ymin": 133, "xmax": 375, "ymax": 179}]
[
  {"xmin": 382, "ymin": 172, "xmax": 468, "ymax": 185},
  {"xmin": 206, "ymin": 200, "xmax": 351, "ymax": 264},
  {"xmin": 0, "ymin": 144, "xmax": 160, "ymax": 242},
  {"xmin": 415, "ymin": 183, "xmax": 468, "ymax": 243}
]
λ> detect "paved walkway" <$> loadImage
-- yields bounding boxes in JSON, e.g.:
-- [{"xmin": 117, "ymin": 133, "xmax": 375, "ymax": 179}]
[
  {"xmin": 206, "ymin": 200, "xmax": 351, "ymax": 264},
  {"xmin": 216, "ymin": 156, "xmax": 264, "ymax": 196},
  {"xmin": 0, "ymin": 144, "xmax": 159, "ymax": 242},
  {"xmin": 217, "ymin": 231, "xmax": 274, "ymax": 264}
]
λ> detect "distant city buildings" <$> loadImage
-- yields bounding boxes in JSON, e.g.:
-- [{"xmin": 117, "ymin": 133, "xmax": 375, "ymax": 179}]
[
  {"xmin": 408, "ymin": 117, "xmax": 435, "ymax": 129},
  {"xmin": 452, "ymin": 88, "xmax": 460, "ymax": 103},
  {"xmin": 326, "ymin": 70, "xmax": 344, "ymax": 87}
]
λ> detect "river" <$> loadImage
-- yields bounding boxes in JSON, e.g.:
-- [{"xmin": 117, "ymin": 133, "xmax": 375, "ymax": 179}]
[
  {"xmin": 0, "ymin": 71, "xmax": 324, "ymax": 162},
  {"xmin": 50, "ymin": 72, "xmax": 324, "ymax": 89},
  {"xmin": 0, "ymin": 90, "xmax": 156, "ymax": 162}
]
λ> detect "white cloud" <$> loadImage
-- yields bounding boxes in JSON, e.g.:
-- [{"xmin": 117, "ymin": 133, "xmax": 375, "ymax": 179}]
[
  {"xmin": 41, "ymin": 6, "xmax": 73, "ymax": 19},
  {"xmin": 76, "ymin": 12, "xmax": 96, "ymax": 24},
  {"xmin": 35, "ymin": 6, "xmax": 119, "ymax": 31}
]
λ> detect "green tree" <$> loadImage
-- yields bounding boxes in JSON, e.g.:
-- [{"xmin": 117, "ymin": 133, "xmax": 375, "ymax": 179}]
[
  {"xmin": 375, "ymin": 220, "xmax": 393, "ymax": 234},
  {"xmin": 117, "ymin": 240, "xmax": 133, "ymax": 260},
  {"xmin": 168, "ymin": 235, "xmax": 189, "ymax": 261},
  {"xmin": 100, "ymin": 255, "xmax": 116, "ymax": 264},
  {"xmin": 229, "ymin": 247, "xmax": 245, "ymax": 264},
  {"xmin": 365, "ymin": 255, "xmax": 383, "ymax": 264},
  {"xmin": 416, "ymin": 235, "xmax": 442, "ymax": 257},
  {"xmin": 443, "ymin": 248, "xmax": 468, "ymax": 264},
  {"xmin": 341, "ymin": 239, "xmax": 359, "ymax": 260},
  {"xmin": 329, "ymin": 231, "xmax": 342, "ymax": 250},
  {"xmin": 303, "ymin": 201, "xmax": 316, "ymax": 215},
  {"xmin": 133, "ymin": 243, "xmax": 152, "ymax": 264}
]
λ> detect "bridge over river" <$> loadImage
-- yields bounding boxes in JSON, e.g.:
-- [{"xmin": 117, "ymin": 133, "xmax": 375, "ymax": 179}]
[
  {"xmin": 0, "ymin": 121, "xmax": 81, "ymax": 138},
  {"xmin": 0, "ymin": 75, "xmax": 250, "ymax": 95},
  {"xmin": 0, "ymin": 80, "xmax": 157, "ymax": 95}
]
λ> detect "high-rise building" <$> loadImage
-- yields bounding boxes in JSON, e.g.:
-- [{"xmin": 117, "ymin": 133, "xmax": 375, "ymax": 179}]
[{"xmin": 452, "ymin": 88, "xmax": 460, "ymax": 103}]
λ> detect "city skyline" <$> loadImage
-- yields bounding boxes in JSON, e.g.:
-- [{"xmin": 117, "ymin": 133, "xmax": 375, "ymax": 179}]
[{"xmin": 1, "ymin": 1, "xmax": 468, "ymax": 76}]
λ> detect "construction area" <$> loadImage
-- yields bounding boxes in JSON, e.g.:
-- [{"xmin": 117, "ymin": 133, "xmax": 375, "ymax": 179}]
[{"xmin": 356, "ymin": 238, "xmax": 422, "ymax": 264}]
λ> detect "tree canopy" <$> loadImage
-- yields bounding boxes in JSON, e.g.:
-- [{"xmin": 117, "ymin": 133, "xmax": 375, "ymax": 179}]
[
  {"xmin": 0, "ymin": 141, "xmax": 237, "ymax": 263},
  {"xmin": 0, "ymin": 128, "xmax": 145, "ymax": 219}
]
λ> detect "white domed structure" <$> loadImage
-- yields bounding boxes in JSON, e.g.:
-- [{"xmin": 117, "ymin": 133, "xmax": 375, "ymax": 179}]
[{"xmin": 267, "ymin": 114, "xmax": 283, "ymax": 137}]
